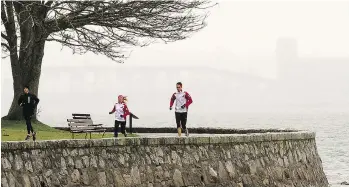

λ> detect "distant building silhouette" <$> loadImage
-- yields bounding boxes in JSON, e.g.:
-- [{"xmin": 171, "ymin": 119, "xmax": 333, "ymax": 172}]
[{"xmin": 275, "ymin": 37, "xmax": 349, "ymax": 103}]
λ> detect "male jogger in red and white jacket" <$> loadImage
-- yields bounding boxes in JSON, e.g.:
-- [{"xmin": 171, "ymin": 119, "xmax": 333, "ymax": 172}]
[
  {"xmin": 109, "ymin": 95, "xmax": 130, "ymax": 137},
  {"xmin": 169, "ymin": 82, "xmax": 193, "ymax": 137}
]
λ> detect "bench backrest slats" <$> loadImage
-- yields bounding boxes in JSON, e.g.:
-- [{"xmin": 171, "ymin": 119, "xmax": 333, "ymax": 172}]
[
  {"xmin": 72, "ymin": 113, "xmax": 91, "ymax": 117},
  {"xmin": 67, "ymin": 119, "xmax": 93, "ymax": 123},
  {"xmin": 68, "ymin": 113, "xmax": 98, "ymax": 132},
  {"xmin": 72, "ymin": 113, "xmax": 91, "ymax": 120},
  {"xmin": 70, "ymin": 126, "xmax": 95, "ymax": 130},
  {"xmin": 69, "ymin": 123, "xmax": 93, "ymax": 127},
  {"xmin": 67, "ymin": 113, "xmax": 106, "ymax": 134},
  {"xmin": 73, "ymin": 116, "xmax": 91, "ymax": 119}
]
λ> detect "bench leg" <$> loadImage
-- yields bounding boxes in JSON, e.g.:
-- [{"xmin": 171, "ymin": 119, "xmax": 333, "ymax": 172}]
[
  {"xmin": 90, "ymin": 132, "xmax": 92, "ymax": 139},
  {"xmin": 85, "ymin": 133, "xmax": 87, "ymax": 139},
  {"xmin": 72, "ymin": 133, "xmax": 74, "ymax": 139},
  {"xmin": 102, "ymin": 130, "xmax": 106, "ymax": 138}
]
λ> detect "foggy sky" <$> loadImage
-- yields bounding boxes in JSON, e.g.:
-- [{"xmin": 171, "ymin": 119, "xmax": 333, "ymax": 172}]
[
  {"xmin": 2, "ymin": 1, "xmax": 348, "ymax": 71},
  {"xmin": 1, "ymin": 1, "xmax": 349, "ymax": 126}
]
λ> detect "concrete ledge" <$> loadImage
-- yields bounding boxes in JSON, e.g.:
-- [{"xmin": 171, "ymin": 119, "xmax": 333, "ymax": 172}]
[
  {"xmin": 1, "ymin": 131, "xmax": 315, "ymax": 151},
  {"xmin": 55, "ymin": 127, "xmax": 297, "ymax": 134}
]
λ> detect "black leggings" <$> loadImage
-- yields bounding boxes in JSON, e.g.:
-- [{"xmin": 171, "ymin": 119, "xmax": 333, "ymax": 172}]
[
  {"xmin": 114, "ymin": 120, "xmax": 126, "ymax": 137},
  {"xmin": 24, "ymin": 115, "xmax": 34, "ymax": 134},
  {"xmin": 175, "ymin": 112, "xmax": 187, "ymax": 130}
]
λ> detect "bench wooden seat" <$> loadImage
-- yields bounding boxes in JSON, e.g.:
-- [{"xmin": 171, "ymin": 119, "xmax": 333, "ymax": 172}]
[{"xmin": 67, "ymin": 113, "xmax": 106, "ymax": 139}]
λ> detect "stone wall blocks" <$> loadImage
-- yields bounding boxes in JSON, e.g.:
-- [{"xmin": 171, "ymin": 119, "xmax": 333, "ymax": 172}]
[
  {"xmin": 0, "ymin": 131, "xmax": 328, "ymax": 187},
  {"xmin": 290, "ymin": 132, "xmax": 304, "ymax": 140},
  {"xmin": 1, "ymin": 177, "xmax": 9, "ymax": 187},
  {"xmin": 163, "ymin": 137, "xmax": 178, "ymax": 145},
  {"xmin": 262, "ymin": 133, "xmax": 273, "ymax": 142}
]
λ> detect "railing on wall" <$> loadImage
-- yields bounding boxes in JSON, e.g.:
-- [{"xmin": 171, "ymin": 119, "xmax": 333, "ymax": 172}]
[{"xmin": 129, "ymin": 112, "xmax": 139, "ymax": 134}]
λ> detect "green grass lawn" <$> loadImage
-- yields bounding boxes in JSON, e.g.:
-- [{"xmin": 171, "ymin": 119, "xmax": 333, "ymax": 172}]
[{"xmin": 1, "ymin": 120, "xmax": 135, "ymax": 141}]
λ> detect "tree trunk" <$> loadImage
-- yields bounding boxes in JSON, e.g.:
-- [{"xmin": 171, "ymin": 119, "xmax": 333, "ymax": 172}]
[
  {"xmin": 2, "ymin": 2, "xmax": 50, "ymax": 121},
  {"xmin": 2, "ymin": 35, "xmax": 46, "ymax": 121}
]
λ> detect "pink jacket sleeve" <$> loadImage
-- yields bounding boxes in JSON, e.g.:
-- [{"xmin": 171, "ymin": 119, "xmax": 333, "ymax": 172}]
[
  {"xmin": 184, "ymin": 92, "xmax": 193, "ymax": 108},
  {"xmin": 170, "ymin": 93, "xmax": 176, "ymax": 107}
]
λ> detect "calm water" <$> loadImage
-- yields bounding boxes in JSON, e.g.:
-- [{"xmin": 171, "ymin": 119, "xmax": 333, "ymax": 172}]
[{"xmin": 42, "ymin": 112, "xmax": 348, "ymax": 186}]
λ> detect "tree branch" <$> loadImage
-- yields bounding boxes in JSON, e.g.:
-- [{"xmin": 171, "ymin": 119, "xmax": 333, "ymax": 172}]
[
  {"xmin": 2, "ymin": 0, "xmax": 214, "ymax": 62},
  {"xmin": 44, "ymin": 1, "xmax": 54, "ymax": 7},
  {"xmin": 1, "ymin": 32, "xmax": 9, "ymax": 41},
  {"xmin": 1, "ymin": 42, "xmax": 10, "ymax": 51},
  {"xmin": 2, "ymin": 1, "xmax": 19, "ymax": 61},
  {"xmin": 44, "ymin": 0, "xmax": 214, "ymax": 62}
]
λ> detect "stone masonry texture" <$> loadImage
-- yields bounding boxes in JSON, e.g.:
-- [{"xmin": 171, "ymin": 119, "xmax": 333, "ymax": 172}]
[{"xmin": 1, "ymin": 131, "xmax": 328, "ymax": 187}]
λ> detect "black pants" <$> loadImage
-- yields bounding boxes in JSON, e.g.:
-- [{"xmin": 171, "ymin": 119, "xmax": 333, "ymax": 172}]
[
  {"xmin": 114, "ymin": 120, "xmax": 126, "ymax": 137},
  {"xmin": 175, "ymin": 112, "xmax": 187, "ymax": 130},
  {"xmin": 24, "ymin": 115, "xmax": 34, "ymax": 134}
]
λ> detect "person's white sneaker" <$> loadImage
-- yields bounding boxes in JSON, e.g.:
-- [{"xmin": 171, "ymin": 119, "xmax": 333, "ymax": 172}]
[{"xmin": 185, "ymin": 129, "xmax": 189, "ymax": 137}]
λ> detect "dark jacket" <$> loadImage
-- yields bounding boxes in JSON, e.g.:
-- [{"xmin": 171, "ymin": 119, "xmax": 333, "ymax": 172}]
[{"xmin": 18, "ymin": 93, "xmax": 40, "ymax": 117}]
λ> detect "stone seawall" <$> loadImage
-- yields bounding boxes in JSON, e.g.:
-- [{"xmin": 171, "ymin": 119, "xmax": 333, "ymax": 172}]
[
  {"xmin": 1, "ymin": 132, "xmax": 328, "ymax": 187},
  {"xmin": 54, "ymin": 127, "xmax": 296, "ymax": 134}
]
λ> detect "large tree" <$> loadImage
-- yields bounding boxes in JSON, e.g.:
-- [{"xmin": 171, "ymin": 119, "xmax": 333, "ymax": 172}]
[{"xmin": 1, "ymin": 0, "xmax": 214, "ymax": 120}]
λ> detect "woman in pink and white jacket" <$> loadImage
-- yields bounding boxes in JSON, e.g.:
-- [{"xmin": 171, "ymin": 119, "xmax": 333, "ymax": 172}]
[{"xmin": 109, "ymin": 95, "xmax": 130, "ymax": 137}]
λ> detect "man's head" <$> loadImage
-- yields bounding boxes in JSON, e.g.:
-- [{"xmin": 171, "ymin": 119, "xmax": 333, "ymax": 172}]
[
  {"xmin": 176, "ymin": 82, "xmax": 182, "ymax": 92},
  {"xmin": 24, "ymin": 86, "xmax": 29, "ymax": 94}
]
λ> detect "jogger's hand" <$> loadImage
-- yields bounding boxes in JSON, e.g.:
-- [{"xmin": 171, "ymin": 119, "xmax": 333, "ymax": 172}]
[
  {"xmin": 181, "ymin": 105, "xmax": 186, "ymax": 109},
  {"xmin": 169, "ymin": 107, "xmax": 172, "ymax": 110}
]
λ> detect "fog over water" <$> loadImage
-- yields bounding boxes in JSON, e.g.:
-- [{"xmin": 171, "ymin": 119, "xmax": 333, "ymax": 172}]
[{"xmin": 1, "ymin": 1, "xmax": 349, "ymax": 186}]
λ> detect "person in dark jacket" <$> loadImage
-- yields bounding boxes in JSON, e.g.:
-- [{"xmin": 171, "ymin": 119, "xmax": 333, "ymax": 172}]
[{"xmin": 18, "ymin": 86, "xmax": 40, "ymax": 141}]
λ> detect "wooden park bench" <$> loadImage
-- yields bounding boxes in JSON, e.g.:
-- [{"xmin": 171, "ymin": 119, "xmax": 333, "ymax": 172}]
[{"xmin": 67, "ymin": 113, "xmax": 106, "ymax": 139}]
